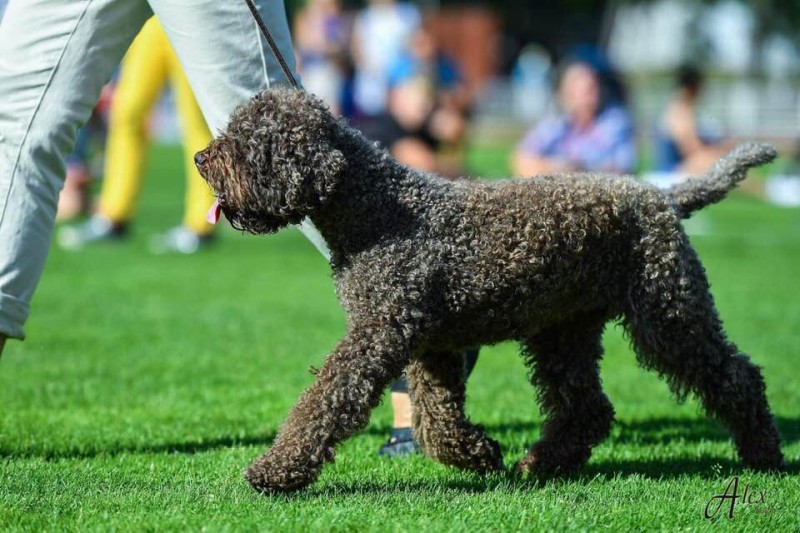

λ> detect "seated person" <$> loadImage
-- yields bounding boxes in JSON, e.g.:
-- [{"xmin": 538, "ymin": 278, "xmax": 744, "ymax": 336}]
[
  {"xmin": 654, "ymin": 65, "xmax": 729, "ymax": 175},
  {"xmin": 513, "ymin": 60, "xmax": 636, "ymax": 176},
  {"xmin": 358, "ymin": 74, "xmax": 465, "ymax": 176},
  {"xmin": 359, "ymin": 22, "xmax": 469, "ymax": 177}
]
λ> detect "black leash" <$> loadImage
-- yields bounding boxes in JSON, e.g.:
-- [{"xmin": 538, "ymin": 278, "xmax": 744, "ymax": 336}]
[{"xmin": 243, "ymin": 0, "xmax": 301, "ymax": 89}]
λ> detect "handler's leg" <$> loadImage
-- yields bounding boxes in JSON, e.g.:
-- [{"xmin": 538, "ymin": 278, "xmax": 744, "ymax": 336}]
[
  {"xmin": 148, "ymin": 0, "xmax": 331, "ymax": 259},
  {"xmin": 0, "ymin": 0, "xmax": 152, "ymax": 341}
]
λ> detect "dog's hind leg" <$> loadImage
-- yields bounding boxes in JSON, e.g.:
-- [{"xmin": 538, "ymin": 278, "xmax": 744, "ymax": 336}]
[
  {"xmin": 517, "ymin": 313, "xmax": 615, "ymax": 476},
  {"xmin": 624, "ymin": 229, "xmax": 784, "ymax": 471},
  {"xmin": 406, "ymin": 350, "xmax": 504, "ymax": 472},
  {"xmin": 245, "ymin": 325, "xmax": 409, "ymax": 493}
]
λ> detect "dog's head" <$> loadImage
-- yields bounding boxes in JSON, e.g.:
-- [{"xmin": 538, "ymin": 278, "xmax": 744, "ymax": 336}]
[{"xmin": 196, "ymin": 89, "xmax": 346, "ymax": 234}]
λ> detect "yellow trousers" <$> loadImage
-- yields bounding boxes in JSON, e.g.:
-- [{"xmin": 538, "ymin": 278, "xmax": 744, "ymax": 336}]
[{"xmin": 99, "ymin": 17, "xmax": 214, "ymax": 235}]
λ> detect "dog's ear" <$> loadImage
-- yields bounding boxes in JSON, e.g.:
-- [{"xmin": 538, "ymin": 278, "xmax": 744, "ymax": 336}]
[
  {"xmin": 258, "ymin": 90, "xmax": 347, "ymax": 218},
  {"xmin": 277, "ymin": 136, "xmax": 346, "ymax": 208}
]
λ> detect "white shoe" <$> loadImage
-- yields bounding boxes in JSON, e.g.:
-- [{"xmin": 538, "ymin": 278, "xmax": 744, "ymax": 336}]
[
  {"xmin": 57, "ymin": 215, "xmax": 128, "ymax": 250},
  {"xmin": 149, "ymin": 226, "xmax": 215, "ymax": 255}
]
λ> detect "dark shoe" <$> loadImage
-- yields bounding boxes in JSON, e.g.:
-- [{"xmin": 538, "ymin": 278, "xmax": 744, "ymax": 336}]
[
  {"xmin": 58, "ymin": 215, "xmax": 128, "ymax": 250},
  {"xmin": 378, "ymin": 427, "xmax": 419, "ymax": 457}
]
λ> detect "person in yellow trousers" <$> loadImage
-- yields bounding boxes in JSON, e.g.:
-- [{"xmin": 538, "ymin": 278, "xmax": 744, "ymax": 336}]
[{"xmin": 59, "ymin": 17, "xmax": 216, "ymax": 254}]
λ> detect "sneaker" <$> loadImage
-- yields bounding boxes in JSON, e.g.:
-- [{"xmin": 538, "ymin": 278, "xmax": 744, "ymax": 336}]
[
  {"xmin": 58, "ymin": 215, "xmax": 128, "ymax": 250},
  {"xmin": 377, "ymin": 427, "xmax": 419, "ymax": 457},
  {"xmin": 149, "ymin": 225, "xmax": 215, "ymax": 255}
]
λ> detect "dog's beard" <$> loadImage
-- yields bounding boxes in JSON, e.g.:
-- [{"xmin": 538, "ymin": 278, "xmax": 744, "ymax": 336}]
[
  {"xmin": 222, "ymin": 203, "xmax": 290, "ymax": 235},
  {"xmin": 204, "ymin": 173, "xmax": 292, "ymax": 234},
  {"xmin": 202, "ymin": 142, "xmax": 317, "ymax": 235},
  {"xmin": 217, "ymin": 185, "xmax": 294, "ymax": 235}
]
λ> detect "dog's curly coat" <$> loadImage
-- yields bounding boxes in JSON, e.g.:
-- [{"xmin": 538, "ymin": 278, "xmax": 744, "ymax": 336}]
[{"xmin": 197, "ymin": 88, "xmax": 785, "ymax": 493}]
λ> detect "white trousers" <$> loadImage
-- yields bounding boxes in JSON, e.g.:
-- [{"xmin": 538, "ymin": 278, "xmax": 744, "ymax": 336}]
[{"xmin": 0, "ymin": 0, "xmax": 329, "ymax": 339}]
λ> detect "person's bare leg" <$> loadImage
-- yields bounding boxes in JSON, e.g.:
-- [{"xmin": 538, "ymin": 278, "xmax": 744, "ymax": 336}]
[
  {"xmin": 381, "ymin": 348, "xmax": 480, "ymax": 456},
  {"xmin": 378, "ymin": 382, "xmax": 420, "ymax": 457},
  {"xmin": 391, "ymin": 392, "xmax": 413, "ymax": 428}
]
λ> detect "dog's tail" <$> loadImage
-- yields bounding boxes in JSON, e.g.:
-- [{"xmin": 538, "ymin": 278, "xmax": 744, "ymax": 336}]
[{"xmin": 665, "ymin": 142, "xmax": 777, "ymax": 219}]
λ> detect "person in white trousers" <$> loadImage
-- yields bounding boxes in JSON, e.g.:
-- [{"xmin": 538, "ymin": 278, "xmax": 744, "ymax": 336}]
[{"xmin": 0, "ymin": 0, "xmax": 330, "ymax": 355}]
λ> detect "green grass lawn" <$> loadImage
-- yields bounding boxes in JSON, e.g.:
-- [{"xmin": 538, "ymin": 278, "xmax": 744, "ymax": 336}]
[{"xmin": 1, "ymin": 145, "xmax": 798, "ymax": 531}]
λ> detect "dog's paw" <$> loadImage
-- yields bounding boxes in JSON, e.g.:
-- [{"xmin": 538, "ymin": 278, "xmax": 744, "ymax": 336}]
[
  {"xmin": 740, "ymin": 449, "xmax": 787, "ymax": 473},
  {"xmin": 421, "ymin": 431, "xmax": 505, "ymax": 473},
  {"xmin": 244, "ymin": 453, "xmax": 320, "ymax": 494},
  {"xmin": 472, "ymin": 435, "xmax": 505, "ymax": 473},
  {"xmin": 736, "ymin": 431, "xmax": 786, "ymax": 473},
  {"xmin": 244, "ymin": 465, "xmax": 311, "ymax": 494},
  {"xmin": 514, "ymin": 441, "xmax": 589, "ymax": 478}
]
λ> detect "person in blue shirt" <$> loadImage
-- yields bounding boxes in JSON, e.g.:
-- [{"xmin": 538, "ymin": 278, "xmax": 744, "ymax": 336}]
[{"xmin": 513, "ymin": 60, "xmax": 637, "ymax": 177}]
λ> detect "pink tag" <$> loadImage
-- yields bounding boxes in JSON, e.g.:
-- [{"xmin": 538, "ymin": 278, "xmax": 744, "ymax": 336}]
[{"xmin": 206, "ymin": 199, "xmax": 222, "ymax": 224}]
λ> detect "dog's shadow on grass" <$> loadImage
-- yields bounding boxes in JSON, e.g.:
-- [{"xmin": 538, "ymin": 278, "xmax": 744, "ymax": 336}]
[
  {"xmin": 484, "ymin": 415, "xmax": 800, "ymax": 446},
  {"xmin": 0, "ymin": 432, "xmax": 278, "ymax": 461},
  {"xmin": 291, "ymin": 456, "xmax": 800, "ymax": 499},
  {"xmin": 3, "ymin": 415, "xmax": 797, "ymax": 494},
  {"xmin": 3, "ymin": 416, "xmax": 798, "ymax": 458}
]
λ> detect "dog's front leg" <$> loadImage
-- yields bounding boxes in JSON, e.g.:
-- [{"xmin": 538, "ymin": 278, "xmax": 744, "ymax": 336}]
[{"xmin": 245, "ymin": 325, "xmax": 409, "ymax": 493}]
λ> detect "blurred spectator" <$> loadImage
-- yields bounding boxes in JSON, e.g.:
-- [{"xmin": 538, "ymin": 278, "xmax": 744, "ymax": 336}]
[
  {"xmin": 511, "ymin": 44, "xmax": 554, "ymax": 122},
  {"xmin": 570, "ymin": 44, "xmax": 629, "ymax": 109},
  {"xmin": 350, "ymin": 0, "xmax": 421, "ymax": 116},
  {"xmin": 294, "ymin": 0, "xmax": 348, "ymax": 114},
  {"xmin": 58, "ymin": 18, "xmax": 216, "ymax": 254},
  {"xmin": 56, "ymin": 89, "xmax": 112, "ymax": 221},
  {"xmin": 388, "ymin": 24, "xmax": 469, "ymax": 112},
  {"xmin": 513, "ymin": 60, "xmax": 636, "ymax": 177},
  {"xmin": 359, "ymin": 24, "xmax": 470, "ymax": 176},
  {"xmin": 654, "ymin": 65, "xmax": 730, "ymax": 174}
]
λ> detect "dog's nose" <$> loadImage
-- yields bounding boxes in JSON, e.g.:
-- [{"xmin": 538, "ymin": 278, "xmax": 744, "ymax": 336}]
[{"xmin": 194, "ymin": 152, "xmax": 207, "ymax": 167}]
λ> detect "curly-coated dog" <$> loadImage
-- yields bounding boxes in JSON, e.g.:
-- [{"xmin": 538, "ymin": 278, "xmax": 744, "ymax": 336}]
[{"xmin": 196, "ymin": 88, "xmax": 785, "ymax": 493}]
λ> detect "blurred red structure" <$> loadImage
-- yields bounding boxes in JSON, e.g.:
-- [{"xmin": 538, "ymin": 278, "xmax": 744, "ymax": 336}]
[{"xmin": 431, "ymin": 7, "xmax": 500, "ymax": 97}]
